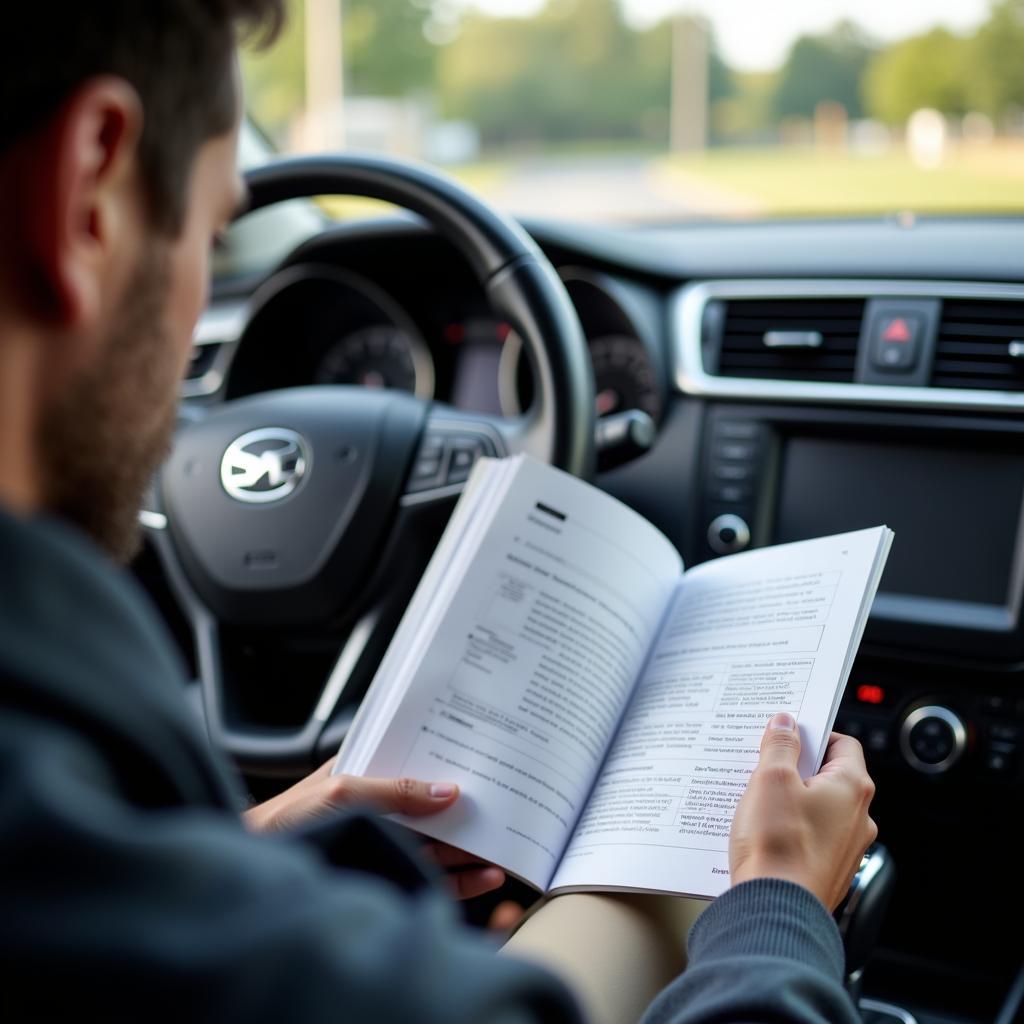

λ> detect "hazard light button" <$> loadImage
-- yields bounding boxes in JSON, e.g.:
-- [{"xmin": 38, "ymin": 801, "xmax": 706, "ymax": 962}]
[{"xmin": 872, "ymin": 313, "xmax": 922, "ymax": 371}]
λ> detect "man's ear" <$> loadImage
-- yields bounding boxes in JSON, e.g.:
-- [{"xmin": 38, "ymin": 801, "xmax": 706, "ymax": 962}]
[{"xmin": 21, "ymin": 77, "xmax": 144, "ymax": 334}]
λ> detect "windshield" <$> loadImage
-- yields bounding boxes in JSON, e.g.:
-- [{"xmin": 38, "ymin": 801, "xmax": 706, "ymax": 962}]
[{"xmin": 241, "ymin": 0, "xmax": 1022, "ymax": 224}]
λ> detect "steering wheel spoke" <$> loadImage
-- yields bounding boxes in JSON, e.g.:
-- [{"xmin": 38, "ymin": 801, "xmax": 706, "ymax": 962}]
[
  {"xmin": 401, "ymin": 406, "xmax": 511, "ymax": 505},
  {"xmin": 146, "ymin": 507, "xmax": 412, "ymax": 775}
]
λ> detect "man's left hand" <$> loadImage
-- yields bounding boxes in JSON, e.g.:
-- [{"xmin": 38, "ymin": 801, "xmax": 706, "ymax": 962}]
[{"xmin": 244, "ymin": 759, "xmax": 507, "ymax": 901}]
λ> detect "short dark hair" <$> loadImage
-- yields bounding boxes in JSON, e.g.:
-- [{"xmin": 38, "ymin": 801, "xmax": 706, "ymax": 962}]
[{"xmin": 1, "ymin": 1, "xmax": 284, "ymax": 234}]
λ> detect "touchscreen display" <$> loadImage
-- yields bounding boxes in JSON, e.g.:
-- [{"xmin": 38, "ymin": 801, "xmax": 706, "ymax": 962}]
[{"xmin": 774, "ymin": 437, "xmax": 1024, "ymax": 606}]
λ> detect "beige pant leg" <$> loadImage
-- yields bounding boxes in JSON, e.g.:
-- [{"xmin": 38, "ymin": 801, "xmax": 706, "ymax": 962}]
[{"xmin": 500, "ymin": 893, "xmax": 709, "ymax": 1024}]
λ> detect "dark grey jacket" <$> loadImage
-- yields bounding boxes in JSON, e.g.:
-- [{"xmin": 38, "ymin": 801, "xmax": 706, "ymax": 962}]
[{"xmin": 0, "ymin": 508, "xmax": 860, "ymax": 1024}]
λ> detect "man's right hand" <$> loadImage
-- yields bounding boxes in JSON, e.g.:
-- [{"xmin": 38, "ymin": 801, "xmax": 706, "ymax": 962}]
[{"xmin": 729, "ymin": 712, "xmax": 878, "ymax": 911}]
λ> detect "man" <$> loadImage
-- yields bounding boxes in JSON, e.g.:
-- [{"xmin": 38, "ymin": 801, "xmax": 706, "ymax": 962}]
[{"xmin": 0, "ymin": 3, "xmax": 877, "ymax": 1022}]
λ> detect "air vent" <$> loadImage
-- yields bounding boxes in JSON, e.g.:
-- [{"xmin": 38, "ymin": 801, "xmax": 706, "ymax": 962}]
[
  {"xmin": 932, "ymin": 299, "xmax": 1024, "ymax": 392},
  {"xmin": 181, "ymin": 341, "xmax": 227, "ymax": 398},
  {"xmin": 714, "ymin": 298, "xmax": 865, "ymax": 383},
  {"xmin": 185, "ymin": 343, "xmax": 220, "ymax": 382}
]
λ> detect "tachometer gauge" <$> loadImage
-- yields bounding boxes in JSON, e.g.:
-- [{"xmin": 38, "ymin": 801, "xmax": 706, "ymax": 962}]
[
  {"xmin": 315, "ymin": 325, "xmax": 434, "ymax": 399},
  {"xmin": 589, "ymin": 334, "xmax": 661, "ymax": 421}
]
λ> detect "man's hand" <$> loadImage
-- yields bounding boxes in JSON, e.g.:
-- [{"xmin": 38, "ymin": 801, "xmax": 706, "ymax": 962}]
[
  {"xmin": 244, "ymin": 759, "xmax": 507, "ymax": 901},
  {"xmin": 729, "ymin": 713, "xmax": 878, "ymax": 911}
]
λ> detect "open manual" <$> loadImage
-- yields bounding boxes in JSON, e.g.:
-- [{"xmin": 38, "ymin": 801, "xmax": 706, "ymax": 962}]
[{"xmin": 334, "ymin": 455, "xmax": 893, "ymax": 900}]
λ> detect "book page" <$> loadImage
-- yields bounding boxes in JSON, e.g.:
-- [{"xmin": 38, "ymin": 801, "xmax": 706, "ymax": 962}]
[
  {"xmin": 341, "ymin": 456, "xmax": 683, "ymax": 890},
  {"xmin": 550, "ymin": 526, "xmax": 890, "ymax": 899}
]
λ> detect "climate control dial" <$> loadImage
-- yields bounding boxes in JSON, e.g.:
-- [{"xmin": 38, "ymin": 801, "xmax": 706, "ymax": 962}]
[{"xmin": 899, "ymin": 705, "xmax": 967, "ymax": 775}]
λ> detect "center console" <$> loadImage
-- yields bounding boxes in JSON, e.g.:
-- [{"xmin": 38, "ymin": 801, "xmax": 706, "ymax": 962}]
[{"xmin": 667, "ymin": 279, "xmax": 1024, "ymax": 1018}]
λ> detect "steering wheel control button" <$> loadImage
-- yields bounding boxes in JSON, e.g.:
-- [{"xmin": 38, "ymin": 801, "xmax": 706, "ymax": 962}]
[
  {"xmin": 412, "ymin": 455, "xmax": 443, "ymax": 481},
  {"xmin": 404, "ymin": 425, "xmax": 500, "ymax": 496},
  {"xmin": 220, "ymin": 428, "xmax": 309, "ymax": 504},
  {"xmin": 707, "ymin": 514, "xmax": 750, "ymax": 555},
  {"xmin": 899, "ymin": 705, "xmax": 967, "ymax": 774},
  {"xmin": 447, "ymin": 445, "xmax": 480, "ymax": 484}
]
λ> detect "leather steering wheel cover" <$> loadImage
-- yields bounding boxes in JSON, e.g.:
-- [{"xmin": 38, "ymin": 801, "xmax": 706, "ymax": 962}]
[{"xmin": 243, "ymin": 154, "xmax": 595, "ymax": 478}]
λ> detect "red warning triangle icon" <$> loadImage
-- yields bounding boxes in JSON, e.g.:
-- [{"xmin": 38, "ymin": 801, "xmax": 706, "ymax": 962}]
[{"xmin": 882, "ymin": 317, "xmax": 912, "ymax": 343}]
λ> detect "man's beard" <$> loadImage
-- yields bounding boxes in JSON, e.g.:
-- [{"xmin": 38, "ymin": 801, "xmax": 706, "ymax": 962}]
[{"xmin": 39, "ymin": 248, "xmax": 180, "ymax": 563}]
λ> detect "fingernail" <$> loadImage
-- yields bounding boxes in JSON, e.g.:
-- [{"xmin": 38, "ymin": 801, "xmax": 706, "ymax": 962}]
[
  {"xmin": 430, "ymin": 783, "xmax": 457, "ymax": 798},
  {"xmin": 769, "ymin": 712, "xmax": 796, "ymax": 731}
]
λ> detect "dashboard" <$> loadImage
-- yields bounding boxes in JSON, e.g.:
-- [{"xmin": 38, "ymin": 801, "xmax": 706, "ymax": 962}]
[
  {"xmin": 195, "ymin": 226, "xmax": 666, "ymax": 433},
  {"xmin": 185, "ymin": 214, "xmax": 1024, "ymax": 1024}
]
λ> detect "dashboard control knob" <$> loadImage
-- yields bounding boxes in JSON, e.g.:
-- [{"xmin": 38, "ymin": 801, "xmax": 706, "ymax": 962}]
[
  {"xmin": 707, "ymin": 514, "xmax": 750, "ymax": 555},
  {"xmin": 899, "ymin": 705, "xmax": 967, "ymax": 774}
]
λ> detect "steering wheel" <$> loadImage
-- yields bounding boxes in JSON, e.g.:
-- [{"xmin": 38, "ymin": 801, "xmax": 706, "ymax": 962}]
[{"xmin": 145, "ymin": 155, "xmax": 595, "ymax": 777}]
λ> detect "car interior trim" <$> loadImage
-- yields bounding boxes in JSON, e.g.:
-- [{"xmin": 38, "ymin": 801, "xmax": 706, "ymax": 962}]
[{"xmin": 673, "ymin": 278, "xmax": 1024, "ymax": 412}]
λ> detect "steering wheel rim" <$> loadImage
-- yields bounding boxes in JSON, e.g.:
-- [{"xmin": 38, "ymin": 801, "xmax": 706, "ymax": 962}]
[
  {"xmin": 146, "ymin": 154, "xmax": 595, "ymax": 775},
  {"xmin": 244, "ymin": 154, "xmax": 595, "ymax": 476}
]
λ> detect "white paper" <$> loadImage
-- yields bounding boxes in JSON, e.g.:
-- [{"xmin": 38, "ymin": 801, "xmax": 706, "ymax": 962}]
[
  {"xmin": 338, "ymin": 455, "xmax": 682, "ymax": 890},
  {"xmin": 550, "ymin": 526, "xmax": 891, "ymax": 898}
]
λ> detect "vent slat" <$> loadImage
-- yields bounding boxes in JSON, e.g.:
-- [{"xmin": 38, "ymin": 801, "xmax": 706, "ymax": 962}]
[
  {"xmin": 720, "ymin": 353, "xmax": 857, "ymax": 370},
  {"xmin": 932, "ymin": 299, "xmax": 1024, "ymax": 392},
  {"xmin": 932, "ymin": 341, "xmax": 1013, "ymax": 358},
  {"xmin": 715, "ymin": 298, "xmax": 863, "ymax": 383},
  {"xmin": 933, "ymin": 359, "xmax": 1021, "ymax": 378},
  {"xmin": 940, "ymin": 323, "xmax": 1024, "ymax": 340}
]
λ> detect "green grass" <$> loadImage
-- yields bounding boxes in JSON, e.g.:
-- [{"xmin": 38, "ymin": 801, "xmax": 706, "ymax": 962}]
[
  {"xmin": 656, "ymin": 144, "xmax": 1024, "ymax": 217},
  {"xmin": 312, "ymin": 142, "xmax": 1024, "ymax": 223}
]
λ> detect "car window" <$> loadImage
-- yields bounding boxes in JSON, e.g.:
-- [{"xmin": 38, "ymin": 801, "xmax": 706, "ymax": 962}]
[{"xmin": 238, "ymin": 0, "xmax": 1022, "ymax": 229}]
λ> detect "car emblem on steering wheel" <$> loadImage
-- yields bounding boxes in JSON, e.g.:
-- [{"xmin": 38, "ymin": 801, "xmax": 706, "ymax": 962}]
[{"xmin": 220, "ymin": 428, "xmax": 309, "ymax": 504}]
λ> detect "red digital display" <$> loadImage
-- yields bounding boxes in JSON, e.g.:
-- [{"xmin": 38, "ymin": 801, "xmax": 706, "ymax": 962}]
[
  {"xmin": 856, "ymin": 684, "xmax": 886, "ymax": 705},
  {"xmin": 443, "ymin": 323, "xmax": 465, "ymax": 345}
]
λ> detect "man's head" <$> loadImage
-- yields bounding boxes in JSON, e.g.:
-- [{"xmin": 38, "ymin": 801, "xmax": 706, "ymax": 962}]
[{"xmin": 0, "ymin": 1, "xmax": 283, "ymax": 560}]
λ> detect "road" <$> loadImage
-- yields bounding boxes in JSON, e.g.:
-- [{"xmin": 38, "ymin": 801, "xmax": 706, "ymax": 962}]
[{"xmin": 482, "ymin": 153, "xmax": 758, "ymax": 221}]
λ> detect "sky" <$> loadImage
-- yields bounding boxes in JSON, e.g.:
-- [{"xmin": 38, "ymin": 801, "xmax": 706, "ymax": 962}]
[{"xmin": 462, "ymin": 0, "xmax": 992, "ymax": 71}]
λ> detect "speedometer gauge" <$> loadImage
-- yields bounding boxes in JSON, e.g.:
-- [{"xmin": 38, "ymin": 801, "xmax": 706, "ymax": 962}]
[
  {"xmin": 315, "ymin": 325, "xmax": 434, "ymax": 399},
  {"xmin": 589, "ymin": 334, "xmax": 662, "ymax": 421}
]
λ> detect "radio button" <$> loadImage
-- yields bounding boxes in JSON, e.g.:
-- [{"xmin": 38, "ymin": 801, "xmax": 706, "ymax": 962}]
[
  {"xmin": 865, "ymin": 726, "xmax": 890, "ymax": 753},
  {"xmin": 982, "ymin": 743, "xmax": 1017, "ymax": 777},
  {"xmin": 980, "ymin": 694, "xmax": 1009, "ymax": 716},
  {"xmin": 714, "ymin": 440, "xmax": 758, "ymax": 461},
  {"xmin": 710, "ymin": 482, "xmax": 749, "ymax": 503},
  {"xmin": 715, "ymin": 421, "xmax": 761, "ymax": 440},
  {"xmin": 989, "ymin": 722, "xmax": 1021, "ymax": 744},
  {"xmin": 713, "ymin": 463, "xmax": 752, "ymax": 482}
]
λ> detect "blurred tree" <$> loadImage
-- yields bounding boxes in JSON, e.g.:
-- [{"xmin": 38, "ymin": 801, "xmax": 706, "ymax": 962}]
[
  {"xmin": 242, "ymin": 0, "xmax": 443, "ymax": 144},
  {"xmin": 775, "ymin": 21, "xmax": 877, "ymax": 119},
  {"xmin": 713, "ymin": 71, "xmax": 779, "ymax": 143},
  {"xmin": 967, "ymin": 0, "xmax": 1024, "ymax": 118},
  {"xmin": 439, "ymin": 0, "xmax": 635, "ymax": 145},
  {"xmin": 439, "ymin": 0, "xmax": 733, "ymax": 147},
  {"xmin": 241, "ymin": 0, "xmax": 307, "ymax": 142},
  {"xmin": 863, "ymin": 28, "xmax": 970, "ymax": 124},
  {"xmin": 345, "ymin": 0, "xmax": 439, "ymax": 95}
]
